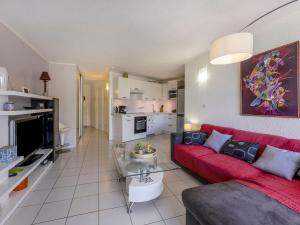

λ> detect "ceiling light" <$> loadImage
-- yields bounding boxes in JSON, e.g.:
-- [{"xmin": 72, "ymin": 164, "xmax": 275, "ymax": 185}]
[{"xmin": 209, "ymin": 33, "xmax": 253, "ymax": 65}]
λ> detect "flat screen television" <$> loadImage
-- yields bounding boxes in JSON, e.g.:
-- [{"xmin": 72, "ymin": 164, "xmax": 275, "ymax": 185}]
[{"xmin": 10, "ymin": 116, "xmax": 44, "ymax": 159}]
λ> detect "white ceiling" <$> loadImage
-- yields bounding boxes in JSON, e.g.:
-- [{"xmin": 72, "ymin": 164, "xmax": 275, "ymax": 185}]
[{"xmin": 0, "ymin": 0, "xmax": 293, "ymax": 79}]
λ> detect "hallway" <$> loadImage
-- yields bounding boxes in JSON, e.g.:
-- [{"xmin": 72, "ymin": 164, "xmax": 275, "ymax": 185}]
[{"xmin": 5, "ymin": 128, "xmax": 203, "ymax": 225}]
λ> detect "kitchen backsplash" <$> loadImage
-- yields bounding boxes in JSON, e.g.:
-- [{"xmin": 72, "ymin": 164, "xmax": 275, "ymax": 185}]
[{"xmin": 113, "ymin": 99, "xmax": 176, "ymax": 113}]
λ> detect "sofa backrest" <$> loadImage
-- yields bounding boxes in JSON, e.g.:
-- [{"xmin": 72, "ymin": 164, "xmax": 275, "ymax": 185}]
[
  {"xmin": 231, "ymin": 129, "xmax": 288, "ymax": 156},
  {"xmin": 283, "ymin": 139, "xmax": 300, "ymax": 153},
  {"xmin": 200, "ymin": 124, "xmax": 234, "ymax": 136},
  {"xmin": 200, "ymin": 124, "xmax": 300, "ymax": 155}
]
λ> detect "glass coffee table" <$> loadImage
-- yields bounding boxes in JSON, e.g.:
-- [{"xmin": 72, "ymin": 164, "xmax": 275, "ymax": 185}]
[{"xmin": 112, "ymin": 143, "xmax": 180, "ymax": 214}]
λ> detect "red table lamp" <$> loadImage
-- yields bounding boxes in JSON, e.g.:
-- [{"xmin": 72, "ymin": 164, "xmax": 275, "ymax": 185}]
[{"xmin": 40, "ymin": 71, "xmax": 51, "ymax": 96}]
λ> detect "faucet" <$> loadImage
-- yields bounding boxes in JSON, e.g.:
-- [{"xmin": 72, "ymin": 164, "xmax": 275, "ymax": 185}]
[{"xmin": 152, "ymin": 104, "xmax": 155, "ymax": 112}]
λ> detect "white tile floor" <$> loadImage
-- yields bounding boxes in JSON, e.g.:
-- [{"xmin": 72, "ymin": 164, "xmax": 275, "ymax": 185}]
[{"xmin": 4, "ymin": 128, "xmax": 204, "ymax": 225}]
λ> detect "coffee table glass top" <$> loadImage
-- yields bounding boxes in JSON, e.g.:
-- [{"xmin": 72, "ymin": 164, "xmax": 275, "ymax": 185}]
[{"xmin": 112, "ymin": 143, "xmax": 180, "ymax": 178}]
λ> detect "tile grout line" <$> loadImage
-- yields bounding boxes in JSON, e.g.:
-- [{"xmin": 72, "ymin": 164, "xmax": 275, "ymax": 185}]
[
  {"xmin": 63, "ymin": 132, "xmax": 89, "ymax": 225},
  {"xmin": 30, "ymin": 147, "xmax": 75, "ymax": 225},
  {"xmin": 33, "ymin": 130, "xmax": 96, "ymax": 224}
]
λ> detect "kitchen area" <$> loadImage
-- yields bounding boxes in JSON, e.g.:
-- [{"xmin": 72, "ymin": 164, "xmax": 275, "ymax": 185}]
[{"xmin": 109, "ymin": 72, "xmax": 184, "ymax": 142}]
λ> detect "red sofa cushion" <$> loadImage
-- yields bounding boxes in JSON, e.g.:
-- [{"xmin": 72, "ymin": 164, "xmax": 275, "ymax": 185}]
[
  {"xmin": 237, "ymin": 173, "xmax": 300, "ymax": 213},
  {"xmin": 174, "ymin": 144, "xmax": 214, "ymax": 171},
  {"xmin": 200, "ymin": 124, "xmax": 234, "ymax": 136},
  {"xmin": 232, "ymin": 129, "xmax": 288, "ymax": 156},
  {"xmin": 194, "ymin": 153, "xmax": 263, "ymax": 183}
]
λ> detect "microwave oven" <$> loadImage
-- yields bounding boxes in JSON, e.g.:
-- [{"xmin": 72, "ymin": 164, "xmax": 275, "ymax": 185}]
[{"xmin": 168, "ymin": 90, "xmax": 177, "ymax": 99}]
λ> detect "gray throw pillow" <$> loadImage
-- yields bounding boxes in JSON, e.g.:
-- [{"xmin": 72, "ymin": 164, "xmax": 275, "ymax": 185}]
[
  {"xmin": 203, "ymin": 130, "xmax": 232, "ymax": 153},
  {"xmin": 253, "ymin": 145, "xmax": 300, "ymax": 180}
]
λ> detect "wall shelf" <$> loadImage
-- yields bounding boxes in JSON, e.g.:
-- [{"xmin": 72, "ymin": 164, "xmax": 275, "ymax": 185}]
[
  {"xmin": 0, "ymin": 162, "xmax": 52, "ymax": 225},
  {"xmin": 0, "ymin": 91, "xmax": 53, "ymax": 101},
  {"xmin": 0, "ymin": 109, "xmax": 53, "ymax": 116},
  {"xmin": 0, "ymin": 148, "xmax": 53, "ymax": 202},
  {"xmin": 0, "ymin": 157, "xmax": 24, "ymax": 173}
]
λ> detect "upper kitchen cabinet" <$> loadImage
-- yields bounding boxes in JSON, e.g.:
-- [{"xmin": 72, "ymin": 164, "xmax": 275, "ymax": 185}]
[
  {"xmin": 162, "ymin": 81, "xmax": 178, "ymax": 100},
  {"xmin": 144, "ymin": 82, "xmax": 162, "ymax": 100},
  {"xmin": 168, "ymin": 80, "xmax": 177, "ymax": 91},
  {"xmin": 162, "ymin": 83, "xmax": 168, "ymax": 100},
  {"xmin": 115, "ymin": 76, "xmax": 180, "ymax": 100},
  {"xmin": 115, "ymin": 77, "xmax": 131, "ymax": 99}
]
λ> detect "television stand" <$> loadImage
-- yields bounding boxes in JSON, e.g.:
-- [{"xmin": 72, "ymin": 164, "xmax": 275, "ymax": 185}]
[{"xmin": 18, "ymin": 154, "xmax": 43, "ymax": 167}]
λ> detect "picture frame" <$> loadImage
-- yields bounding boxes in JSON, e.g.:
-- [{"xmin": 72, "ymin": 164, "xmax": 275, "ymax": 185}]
[{"xmin": 240, "ymin": 41, "xmax": 299, "ymax": 118}]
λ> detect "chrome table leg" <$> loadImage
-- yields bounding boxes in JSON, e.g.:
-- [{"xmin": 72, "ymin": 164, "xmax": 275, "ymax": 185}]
[{"xmin": 127, "ymin": 202, "xmax": 134, "ymax": 214}]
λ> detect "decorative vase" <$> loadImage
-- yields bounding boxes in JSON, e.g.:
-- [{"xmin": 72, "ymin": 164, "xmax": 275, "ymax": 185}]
[
  {"xmin": 3, "ymin": 102, "xmax": 15, "ymax": 111},
  {"xmin": 0, "ymin": 67, "xmax": 8, "ymax": 91}
]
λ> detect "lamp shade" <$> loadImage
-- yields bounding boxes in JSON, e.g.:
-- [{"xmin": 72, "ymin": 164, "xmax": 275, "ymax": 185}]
[
  {"xmin": 209, "ymin": 32, "xmax": 253, "ymax": 65},
  {"xmin": 40, "ymin": 71, "xmax": 51, "ymax": 81},
  {"xmin": 184, "ymin": 124, "xmax": 192, "ymax": 131}
]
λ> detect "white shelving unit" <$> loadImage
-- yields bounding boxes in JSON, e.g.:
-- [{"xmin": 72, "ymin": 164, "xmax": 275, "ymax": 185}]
[
  {"xmin": 0, "ymin": 149, "xmax": 52, "ymax": 201},
  {"xmin": 0, "ymin": 91, "xmax": 53, "ymax": 116},
  {"xmin": 0, "ymin": 91, "xmax": 55, "ymax": 224},
  {"xmin": 0, "ymin": 149, "xmax": 53, "ymax": 225},
  {"xmin": 0, "ymin": 91, "xmax": 53, "ymax": 101},
  {"xmin": 0, "ymin": 163, "xmax": 52, "ymax": 225}
]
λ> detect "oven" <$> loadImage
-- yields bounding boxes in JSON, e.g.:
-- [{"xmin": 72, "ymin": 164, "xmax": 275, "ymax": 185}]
[{"xmin": 134, "ymin": 116, "xmax": 147, "ymax": 134}]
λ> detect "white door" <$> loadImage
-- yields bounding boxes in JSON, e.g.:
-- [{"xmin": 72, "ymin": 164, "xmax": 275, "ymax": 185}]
[
  {"xmin": 83, "ymin": 83, "xmax": 91, "ymax": 127},
  {"xmin": 98, "ymin": 86, "xmax": 104, "ymax": 130}
]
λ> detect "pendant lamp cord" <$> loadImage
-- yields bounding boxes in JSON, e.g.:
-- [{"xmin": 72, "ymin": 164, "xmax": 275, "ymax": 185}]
[{"xmin": 241, "ymin": 0, "xmax": 299, "ymax": 31}]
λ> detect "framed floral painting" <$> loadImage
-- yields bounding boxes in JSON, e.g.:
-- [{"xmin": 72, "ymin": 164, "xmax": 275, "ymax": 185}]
[{"xmin": 241, "ymin": 41, "xmax": 299, "ymax": 117}]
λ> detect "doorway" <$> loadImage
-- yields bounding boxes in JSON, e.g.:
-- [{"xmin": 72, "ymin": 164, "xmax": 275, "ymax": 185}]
[{"xmin": 82, "ymin": 80, "xmax": 107, "ymax": 133}]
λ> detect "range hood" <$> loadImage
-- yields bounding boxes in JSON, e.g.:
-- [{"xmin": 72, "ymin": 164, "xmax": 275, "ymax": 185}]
[{"xmin": 130, "ymin": 88, "xmax": 144, "ymax": 94}]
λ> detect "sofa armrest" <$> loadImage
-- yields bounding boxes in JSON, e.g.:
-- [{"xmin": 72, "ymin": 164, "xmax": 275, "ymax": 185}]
[{"xmin": 171, "ymin": 132, "xmax": 183, "ymax": 161}]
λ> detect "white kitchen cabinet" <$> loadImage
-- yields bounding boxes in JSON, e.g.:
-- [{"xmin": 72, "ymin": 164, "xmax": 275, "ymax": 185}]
[
  {"xmin": 143, "ymin": 82, "xmax": 152, "ymax": 101},
  {"xmin": 161, "ymin": 81, "xmax": 177, "ymax": 100},
  {"xmin": 112, "ymin": 114, "xmax": 135, "ymax": 142},
  {"xmin": 153, "ymin": 113, "xmax": 166, "ymax": 134},
  {"xmin": 152, "ymin": 83, "xmax": 162, "ymax": 100},
  {"xmin": 115, "ymin": 77, "xmax": 131, "ymax": 99},
  {"xmin": 163, "ymin": 113, "xmax": 177, "ymax": 133},
  {"xmin": 168, "ymin": 81, "xmax": 177, "ymax": 91},
  {"xmin": 115, "ymin": 76, "xmax": 178, "ymax": 101},
  {"xmin": 122, "ymin": 115, "xmax": 135, "ymax": 142},
  {"xmin": 162, "ymin": 83, "xmax": 169, "ymax": 100},
  {"xmin": 143, "ymin": 82, "xmax": 162, "ymax": 101},
  {"xmin": 147, "ymin": 115, "xmax": 155, "ymax": 135},
  {"xmin": 116, "ymin": 77, "xmax": 162, "ymax": 100}
]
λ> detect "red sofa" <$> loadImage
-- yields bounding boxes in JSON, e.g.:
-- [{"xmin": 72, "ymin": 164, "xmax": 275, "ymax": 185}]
[{"xmin": 172, "ymin": 124, "xmax": 300, "ymax": 213}]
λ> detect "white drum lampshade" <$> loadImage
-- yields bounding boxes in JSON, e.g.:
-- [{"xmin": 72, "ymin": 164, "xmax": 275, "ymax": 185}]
[
  {"xmin": 0, "ymin": 67, "xmax": 8, "ymax": 91},
  {"xmin": 209, "ymin": 33, "xmax": 253, "ymax": 65},
  {"xmin": 184, "ymin": 124, "xmax": 192, "ymax": 132}
]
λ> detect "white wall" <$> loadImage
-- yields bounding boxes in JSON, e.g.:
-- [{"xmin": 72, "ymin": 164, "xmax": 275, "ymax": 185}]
[
  {"xmin": 185, "ymin": 6, "xmax": 300, "ymax": 139},
  {"xmin": 0, "ymin": 23, "xmax": 48, "ymax": 94},
  {"xmin": 49, "ymin": 63, "xmax": 78, "ymax": 146},
  {"xmin": 0, "ymin": 22, "xmax": 48, "ymax": 146}
]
